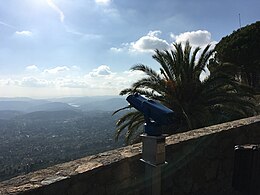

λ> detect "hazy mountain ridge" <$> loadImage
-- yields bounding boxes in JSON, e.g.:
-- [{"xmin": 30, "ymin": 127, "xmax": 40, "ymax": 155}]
[
  {"xmin": 0, "ymin": 110, "xmax": 24, "ymax": 120},
  {"xmin": 80, "ymin": 98, "xmax": 127, "ymax": 111},
  {"xmin": 0, "ymin": 100, "xmax": 50, "ymax": 112},
  {"xmin": 15, "ymin": 110, "xmax": 83, "ymax": 121},
  {"xmin": 48, "ymin": 96, "xmax": 120, "ymax": 106},
  {"xmin": 28, "ymin": 102, "xmax": 78, "ymax": 112},
  {"xmin": 0, "ymin": 96, "xmax": 126, "ymax": 113}
]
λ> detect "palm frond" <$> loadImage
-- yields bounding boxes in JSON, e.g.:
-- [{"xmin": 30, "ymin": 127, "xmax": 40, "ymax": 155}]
[
  {"xmin": 131, "ymin": 64, "xmax": 160, "ymax": 79},
  {"xmin": 114, "ymin": 40, "xmax": 258, "ymax": 144},
  {"xmin": 112, "ymin": 105, "xmax": 132, "ymax": 115}
]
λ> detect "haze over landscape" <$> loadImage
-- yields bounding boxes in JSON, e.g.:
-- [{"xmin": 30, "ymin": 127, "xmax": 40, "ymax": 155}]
[{"xmin": 0, "ymin": 0, "xmax": 259, "ymax": 98}]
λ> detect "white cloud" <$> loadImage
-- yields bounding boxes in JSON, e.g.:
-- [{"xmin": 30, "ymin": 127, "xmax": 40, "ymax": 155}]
[
  {"xmin": 0, "ymin": 67, "xmax": 147, "ymax": 97},
  {"xmin": 46, "ymin": 0, "xmax": 65, "ymax": 22},
  {"xmin": 15, "ymin": 31, "xmax": 33, "ymax": 36},
  {"xmin": 110, "ymin": 47, "xmax": 124, "ymax": 53},
  {"xmin": 0, "ymin": 79, "xmax": 14, "ymax": 86},
  {"xmin": 112, "ymin": 30, "xmax": 217, "ymax": 54},
  {"xmin": 95, "ymin": 0, "xmax": 111, "ymax": 5},
  {"xmin": 84, "ymin": 69, "xmax": 145, "ymax": 94},
  {"xmin": 174, "ymin": 30, "xmax": 213, "ymax": 47},
  {"xmin": 110, "ymin": 43, "xmax": 129, "ymax": 53},
  {"xmin": 44, "ymin": 66, "xmax": 70, "ymax": 74},
  {"xmin": 111, "ymin": 30, "xmax": 170, "ymax": 53},
  {"xmin": 26, "ymin": 65, "xmax": 39, "ymax": 71},
  {"xmin": 170, "ymin": 33, "xmax": 176, "ymax": 40},
  {"xmin": 20, "ymin": 77, "xmax": 50, "ymax": 88},
  {"xmin": 89, "ymin": 65, "xmax": 113, "ymax": 77},
  {"xmin": 147, "ymin": 30, "xmax": 161, "ymax": 37},
  {"xmin": 131, "ymin": 30, "xmax": 170, "ymax": 53},
  {"xmin": 54, "ymin": 78, "xmax": 89, "ymax": 88}
]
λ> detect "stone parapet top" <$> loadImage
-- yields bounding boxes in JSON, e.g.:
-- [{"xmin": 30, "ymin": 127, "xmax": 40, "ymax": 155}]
[
  {"xmin": 166, "ymin": 115, "xmax": 260, "ymax": 145},
  {"xmin": 0, "ymin": 143, "xmax": 142, "ymax": 194},
  {"xmin": 1, "ymin": 115, "xmax": 260, "ymax": 194}
]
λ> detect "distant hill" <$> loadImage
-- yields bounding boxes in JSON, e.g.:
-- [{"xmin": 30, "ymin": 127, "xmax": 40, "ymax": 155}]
[
  {"xmin": 80, "ymin": 98, "xmax": 127, "ymax": 111},
  {"xmin": 0, "ymin": 97, "xmax": 34, "ymax": 101},
  {"xmin": 49, "ymin": 96, "xmax": 123, "ymax": 107},
  {"xmin": 0, "ymin": 101, "xmax": 36, "ymax": 112},
  {"xmin": 0, "ymin": 96, "xmax": 127, "ymax": 113},
  {"xmin": 28, "ymin": 102, "xmax": 78, "ymax": 112},
  {"xmin": 0, "ymin": 99, "xmax": 50, "ymax": 112},
  {"xmin": 0, "ymin": 110, "xmax": 24, "ymax": 120},
  {"xmin": 16, "ymin": 110, "xmax": 83, "ymax": 121}
]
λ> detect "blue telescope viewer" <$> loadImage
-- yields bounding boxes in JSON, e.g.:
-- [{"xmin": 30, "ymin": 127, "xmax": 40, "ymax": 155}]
[{"xmin": 127, "ymin": 93, "xmax": 174, "ymax": 136}]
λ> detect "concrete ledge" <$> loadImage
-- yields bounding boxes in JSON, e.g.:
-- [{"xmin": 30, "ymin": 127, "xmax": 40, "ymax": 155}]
[{"xmin": 1, "ymin": 115, "xmax": 260, "ymax": 195}]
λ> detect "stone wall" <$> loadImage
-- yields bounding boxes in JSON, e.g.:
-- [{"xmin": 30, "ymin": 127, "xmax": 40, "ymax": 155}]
[
  {"xmin": 1, "ymin": 116, "xmax": 260, "ymax": 195},
  {"xmin": 162, "ymin": 118, "xmax": 260, "ymax": 195}
]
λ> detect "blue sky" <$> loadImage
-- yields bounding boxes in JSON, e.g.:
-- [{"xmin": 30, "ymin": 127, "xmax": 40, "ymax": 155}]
[{"xmin": 0, "ymin": 0, "xmax": 259, "ymax": 98}]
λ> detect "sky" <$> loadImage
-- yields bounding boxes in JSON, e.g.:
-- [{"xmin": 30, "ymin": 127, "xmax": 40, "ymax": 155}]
[{"xmin": 0, "ymin": 0, "xmax": 259, "ymax": 98}]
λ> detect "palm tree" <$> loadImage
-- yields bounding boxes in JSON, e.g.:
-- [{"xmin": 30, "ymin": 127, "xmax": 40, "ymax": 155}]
[{"xmin": 114, "ymin": 41, "xmax": 257, "ymax": 143}]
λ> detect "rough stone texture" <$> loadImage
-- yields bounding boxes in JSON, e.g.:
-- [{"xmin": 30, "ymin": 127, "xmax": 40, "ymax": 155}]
[
  {"xmin": 0, "ymin": 144, "xmax": 143, "ymax": 195},
  {"xmin": 0, "ymin": 116, "xmax": 260, "ymax": 195}
]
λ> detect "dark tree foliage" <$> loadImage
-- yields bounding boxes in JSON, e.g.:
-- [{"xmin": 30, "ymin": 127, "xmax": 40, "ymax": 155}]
[
  {"xmin": 215, "ymin": 21, "xmax": 260, "ymax": 89},
  {"xmin": 114, "ymin": 42, "xmax": 257, "ymax": 143}
]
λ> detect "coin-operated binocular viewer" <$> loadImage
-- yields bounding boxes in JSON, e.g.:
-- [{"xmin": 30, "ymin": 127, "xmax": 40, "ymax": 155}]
[{"xmin": 126, "ymin": 94, "xmax": 175, "ymax": 195}]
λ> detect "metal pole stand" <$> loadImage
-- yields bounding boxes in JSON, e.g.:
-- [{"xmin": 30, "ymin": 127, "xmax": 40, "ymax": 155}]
[{"xmin": 140, "ymin": 134, "xmax": 167, "ymax": 195}]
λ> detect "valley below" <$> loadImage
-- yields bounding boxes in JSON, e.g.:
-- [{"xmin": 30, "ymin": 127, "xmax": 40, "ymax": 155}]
[{"xmin": 0, "ymin": 96, "xmax": 127, "ymax": 181}]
